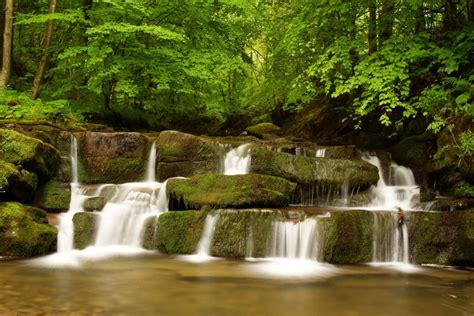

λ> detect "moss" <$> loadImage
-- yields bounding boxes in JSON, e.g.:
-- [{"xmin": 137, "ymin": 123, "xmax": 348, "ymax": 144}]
[
  {"xmin": 83, "ymin": 196, "xmax": 106, "ymax": 212},
  {"xmin": 0, "ymin": 160, "xmax": 19, "ymax": 192},
  {"xmin": 72, "ymin": 212, "xmax": 98, "ymax": 249},
  {"xmin": 0, "ymin": 129, "xmax": 61, "ymax": 180},
  {"xmin": 0, "ymin": 160, "xmax": 38, "ymax": 203},
  {"xmin": 0, "ymin": 202, "xmax": 57, "ymax": 257},
  {"xmin": 155, "ymin": 211, "xmax": 205, "ymax": 254},
  {"xmin": 245, "ymin": 123, "xmax": 282, "ymax": 139},
  {"xmin": 250, "ymin": 147, "xmax": 379, "ymax": 191},
  {"xmin": 34, "ymin": 179, "xmax": 70, "ymax": 213},
  {"xmin": 167, "ymin": 174, "xmax": 296, "ymax": 210}
]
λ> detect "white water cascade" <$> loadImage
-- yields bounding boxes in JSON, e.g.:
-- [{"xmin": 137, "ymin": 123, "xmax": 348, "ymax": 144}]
[
  {"xmin": 372, "ymin": 212, "xmax": 409, "ymax": 263},
  {"xmin": 195, "ymin": 213, "xmax": 219, "ymax": 256},
  {"xmin": 146, "ymin": 141, "xmax": 157, "ymax": 182},
  {"xmin": 315, "ymin": 148, "xmax": 326, "ymax": 158},
  {"xmin": 267, "ymin": 217, "xmax": 323, "ymax": 261},
  {"xmin": 224, "ymin": 144, "xmax": 252, "ymax": 175},
  {"xmin": 362, "ymin": 154, "xmax": 419, "ymax": 211}
]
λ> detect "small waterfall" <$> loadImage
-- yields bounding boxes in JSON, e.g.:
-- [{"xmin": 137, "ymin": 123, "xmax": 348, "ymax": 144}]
[
  {"xmin": 146, "ymin": 141, "xmax": 157, "ymax": 182},
  {"xmin": 70, "ymin": 135, "xmax": 79, "ymax": 184},
  {"xmin": 267, "ymin": 217, "xmax": 322, "ymax": 261},
  {"xmin": 315, "ymin": 148, "xmax": 326, "ymax": 158},
  {"xmin": 224, "ymin": 144, "xmax": 252, "ymax": 175},
  {"xmin": 195, "ymin": 213, "xmax": 219, "ymax": 256},
  {"xmin": 362, "ymin": 154, "xmax": 419, "ymax": 210},
  {"xmin": 372, "ymin": 212, "xmax": 409, "ymax": 263}
]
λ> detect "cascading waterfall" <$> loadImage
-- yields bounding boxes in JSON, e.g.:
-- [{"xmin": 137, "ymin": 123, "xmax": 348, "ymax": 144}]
[
  {"xmin": 223, "ymin": 144, "xmax": 251, "ymax": 175},
  {"xmin": 315, "ymin": 148, "xmax": 326, "ymax": 158},
  {"xmin": 195, "ymin": 213, "xmax": 219, "ymax": 256},
  {"xmin": 146, "ymin": 141, "xmax": 157, "ymax": 182},
  {"xmin": 267, "ymin": 217, "xmax": 323, "ymax": 261},
  {"xmin": 362, "ymin": 153, "xmax": 417, "ymax": 264}
]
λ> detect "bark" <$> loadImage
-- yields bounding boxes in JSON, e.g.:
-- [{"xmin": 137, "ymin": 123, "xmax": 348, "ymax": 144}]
[
  {"xmin": 0, "ymin": 0, "xmax": 13, "ymax": 88},
  {"xmin": 444, "ymin": 0, "xmax": 459, "ymax": 31},
  {"xmin": 379, "ymin": 0, "xmax": 394, "ymax": 45},
  {"xmin": 31, "ymin": 0, "xmax": 57, "ymax": 100},
  {"xmin": 368, "ymin": 1, "xmax": 377, "ymax": 54},
  {"xmin": 415, "ymin": 2, "xmax": 426, "ymax": 33}
]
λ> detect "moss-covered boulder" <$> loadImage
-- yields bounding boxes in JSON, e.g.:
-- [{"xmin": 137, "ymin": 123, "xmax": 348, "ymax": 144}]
[
  {"xmin": 409, "ymin": 210, "xmax": 474, "ymax": 266},
  {"xmin": 72, "ymin": 212, "xmax": 98, "ymax": 249},
  {"xmin": 148, "ymin": 211, "xmax": 205, "ymax": 253},
  {"xmin": 83, "ymin": 196, "xmax": 106, "ymax": 212},
  {"xmin": 34, "ymin": 179, "xmax": 70, "ymax": 213},
  {"xmin": 250, "ymin": 147, "xmax": 379, "ymax": 190},
  {"xmin": 245, "ymin": 123, "xmax": 282, "ymax": 139},
  {"xmin": 0, "ymin": 202, "xmax": 57, "ymax": 257},
  {"xmin": 77, "ymin": 132, "xmax": 150, "ymax": 183},
  {"xmin": 156, "ymin": 130, "xmax": 222, "ymax": 181},
  {"xmin": 319, "ymin": 210, "xmax": 373, "ymax": 264},
  {"xmin": 167, "ymin": 174, "xmax": 296, "ymax": 210},
  {"xmin": 0, "ymin": 129, "xmax": 61, "ymax": 180},
  {"xmin": 0, "ymin": 160, "xmax": 38, "ymax": 203}
]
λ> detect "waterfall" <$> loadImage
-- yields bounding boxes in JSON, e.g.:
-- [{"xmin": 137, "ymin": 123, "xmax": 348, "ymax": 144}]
[
  {"xmin": 70, "ymin": 135, "xmax": 79, "ymax": 184},
  {"xmin": 267, "ymin": 217, "xmax": 322, "ymax": 261},
  {"xmin": 224, "ymin": 144, "xmax": 252, "ymax": 175},
  {"xmin": 362, "ymin": 154, "xmax": 419, "ymax": 210},
  {"xmin": 315, "ymin": 148, "xmax": 326, "ymax": 158},
  {"xmin": 372, "ymin": 212, "xmax": 409, "ymax": 263},
  {"xmin": 195, "ymin": 213, "xmax": 219, "ymax": 256},
  {"xmin": 146, "ymin": 141, "xmax": 157, "ymax": 182}
]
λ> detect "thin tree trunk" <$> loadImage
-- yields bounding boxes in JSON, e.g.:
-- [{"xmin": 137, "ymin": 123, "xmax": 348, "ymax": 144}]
[
  {"xmin": 31, "ymin": 0, "xmax": 57, "ymax": 100},
  {"xmin": 469, "ymin": 0, "xmax": 474, "ymax": 23},
  {"xmin": 415, "ymin": 1, "xmax": 426, "ymax": 33},
  {"xmin": 0, "ymin": 0, "xmax": 13, "ymax": 88},
  {"xmin": 368, "ymin": 1, "xmax": 377, "ymax": 54}
]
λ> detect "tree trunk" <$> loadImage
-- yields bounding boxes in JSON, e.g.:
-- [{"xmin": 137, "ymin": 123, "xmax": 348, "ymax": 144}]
[
  {"xmin": 379, "ymin": 0, "xmax": 394, "ymax": 45},
  {"xmin": 444, "ymin": 0, "xmax": 459, "ymax": 31},
  {"xmin": 31, "ymin": 0, "xmax": 57, "ymax": 100},
  {"xmin": 415, "ymin": 2, "xmax": 426, "ymax": 33},
  {"xmin": 0, "ymin": 0, "xmax": 13, "ymax": 88},
  {"xmin": 469, "ymin": 0, "xmax": 474, "ymax": 23},
  {"xmin": 368, "ymin": 1, "xmax": 377, "ymax": 54}
]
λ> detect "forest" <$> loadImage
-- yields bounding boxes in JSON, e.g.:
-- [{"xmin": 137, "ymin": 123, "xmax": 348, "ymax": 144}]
[{"xmin": 0, "ymin": 0, "xmax": 472, "ymax": 171}]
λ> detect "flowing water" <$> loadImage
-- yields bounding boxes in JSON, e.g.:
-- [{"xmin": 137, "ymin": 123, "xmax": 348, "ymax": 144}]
[
  {"xmin": 315, "ymin": 148, "xmax": 326, "ymax": 158},
  {"xmin": 195, "ymin": 213, "xmax": 219, "ymax": 256},
  {"xmin": 223, "ymin": 144, "xmax": 252, "ymax": 175},
  {"xmin": 1, "ymin": 256, "xmax": 472, "ymax": 315}
]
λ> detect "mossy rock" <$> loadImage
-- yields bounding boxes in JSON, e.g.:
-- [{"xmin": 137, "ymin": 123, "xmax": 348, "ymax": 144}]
[
  {"xmin": 0, "ymin": 202, "xmax": 57, "ymax": 257},
  {"xmin": 72, "ymin": 212, "xmax": 98, "ymax": 249},
  {"xmin": 156, "ymin": 130, "xmax": 222, "ymax": 181},
  {"xmin": 0, "ymin": 129, "xmax": 61, "ymax": 180},
  {"xmin": 245, "ymin": 123, "xmax": 282, "ymax": 139},
  {"xmin": 34, "ymin": 179, "xmax": 70, "ymax": 213},
  {"xmin": 409, "ymin": 210, "xmax": 474, "ymax": 266},
  {"xmin": 0, "ymin": 160, "xmax": 38, "ymax": 203},
  {"xmin": 211, "ymin": 209, "xmax": 283, "ymax": 258},
  {"xmin": 320, "ymin": 210, "xmax": 373, "ymax": 264},
  {"xmin": 77, "ymin": 132, "xmax": 150, "ymax": 184},
  {"xmin": 150, "ymin": 211, "xmax": 206, "ymax": 253},
  {"xmin": 167, "ymin": 174, "xmax": 296, "ymax": 210},
  {"xmin": 250, "ymin": 147, "xmax": 379, "ymax": 190},
  {"xmin": 83, "ymin": 196, "xmax": 107, "ymax": 212}
]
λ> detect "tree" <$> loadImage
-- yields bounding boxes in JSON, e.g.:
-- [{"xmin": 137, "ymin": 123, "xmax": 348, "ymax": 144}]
[
  {"xmin": 31, "ymin": 0, "xmax": 57, "ymax": 99},
  {"xmin": 0, "ymin": 0, "xmax": 14, "ymax": 88}
]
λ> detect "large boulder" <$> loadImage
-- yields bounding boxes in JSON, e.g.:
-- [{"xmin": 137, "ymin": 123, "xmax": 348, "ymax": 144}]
[
  {"xmin": 72, "ymin": 212, "xmax": 98, "ymax": 249},
  {"xmin": 167, "ymin": 174, "xmax": 296, "ymax": 210},
  {"xmin": 0, "ymin": 129, "xmax": 61, "ymax": 180},
  {"xmin": 245, "ymin": 123, "xmax": 282, "ymax": 139},
  {"xmin": 77, "ymin": 132, "xmax": 150, "ymax": 183},
  {"xmin": 250, "ymin": 147, "xmax": 379, "ymax": 190},
  {"xmin": 0, "ymin": 160, "xmax": 38, "ymax": 203},
  {"xmin": 156, "ymin": 130, "xmax": 222, "ymax": 181},
  {"xmin": 34, "ymin": 179, "xmax": 71, "ymax": 213},
  {"xmin": 409, "ymin": 209, "xmax": 474, "ymax": 266},
  {"xmin": 0, "ymin": 202, "xmax": 57, "ymax": 257}
]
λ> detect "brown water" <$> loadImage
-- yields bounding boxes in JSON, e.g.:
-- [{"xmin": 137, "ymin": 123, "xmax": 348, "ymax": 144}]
[{"xmin": 0, "ymin": 253, "xmax": 473, "ymax": 315}]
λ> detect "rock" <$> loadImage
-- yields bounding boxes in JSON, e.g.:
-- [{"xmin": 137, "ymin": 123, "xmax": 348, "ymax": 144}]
[
  {"xmin": 156, "ymin": 130, "xmax": 222, "ymax": 181},
  {"xmin": 167, "ymin": 174, "xmax": 297, "ymax": 210},
  {"xmin": 245, "ymin": 123, "xmax": 282, "ymax": 139},
  {"xmin": 0, "ymin": 202, "xmax": 57, "ymax": 257},
  {"xmin": 72, "ymin": 212, "xmax": 98, "ymax": 249},
  {"xmin": 77, "ymin": 132, "xmax": 150, "ymax": 183},
  {"xmin": 250, "ymin": 147, "xmax": 379, "ymax": 190},
  {"xmin": 409, "ymin": 209, "xmax": 474, "ymax": 266},
  {"xmin": 0, "ymin": 129, "xmax": 61, "ymax": 180},
  {"xmin": 83, "ymin": 196, "xmax": 106, "ymax": 212},
  {"xmin": 0, "ymin": 160, "xmax": 38, "ymax": 203},
  {"xmin": 147, "ymin": 211, "xmax": 205, "ymax": 253},
  {"xmin": 34, "ymin": 179, "xmax": 71, "ymax": 213}
]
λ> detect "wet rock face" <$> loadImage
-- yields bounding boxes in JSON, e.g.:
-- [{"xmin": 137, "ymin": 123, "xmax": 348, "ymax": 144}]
[
  {"xmin": 167, "ymin": 174, "xmax": 297, "ymax": 210},
  {"xmin": 0, "ymin": 129, "xmax": 61, "ymax": 181},
  {"xmin": 77, "ymin": 132, "xmax": 150, "ymax": 183},
  {"xmin": 72, "ymin": 212, "xmax": 98, "ymax": 249},
  {"xmin": 0, "ymin": 202, "xmax": 57, "ymax": 258},
  {"xmin": 156, "ymin": 130, "xmax": 222, "ymax": 181}
]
